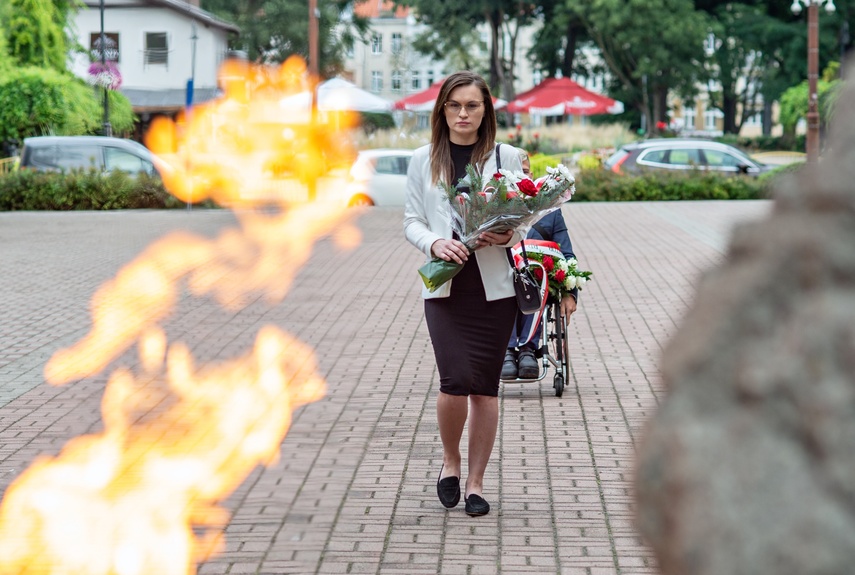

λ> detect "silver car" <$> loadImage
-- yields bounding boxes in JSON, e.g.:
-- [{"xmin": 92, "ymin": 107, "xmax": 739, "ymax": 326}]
[
  {"xmin": 604, "ymin": 138, "xmax": 772, "ymax": 176},
  {"xmin": 345, "ymin": 149, "xmax": 414, "ymax": 207},
  {"xmin": 19, "ymin": 136, "xmax": 166, "ymax": 177}
]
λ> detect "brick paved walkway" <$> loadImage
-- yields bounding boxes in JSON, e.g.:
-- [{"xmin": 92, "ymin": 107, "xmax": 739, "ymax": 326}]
[{"xmin": 0, "ymin": 201, "xmax": 770, "ymax": 575}]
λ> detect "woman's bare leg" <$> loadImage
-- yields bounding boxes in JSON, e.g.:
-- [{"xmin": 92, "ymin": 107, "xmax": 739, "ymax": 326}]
[
  {"xmin": 465, "ymin": 394, "xmax": 498, "ymax": 496},
  {"xmin": 437, "ymin": 392, "xmax": 467, "ymax": 478}
]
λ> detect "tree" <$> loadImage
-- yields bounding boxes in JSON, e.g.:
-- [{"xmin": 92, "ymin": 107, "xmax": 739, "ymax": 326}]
[
  {"xmin": 3, "ymin": 0, "xmax": 75, "ymax": 72},
  {"xmin": 528, "ymin": 0, "xmax": 590, "ymax": 79},
  {"xmin": 572, "ymin": 0, "xmax": 710, "ymax": 134},
  {"xmin": 394, "ymin": 0, "xmax": 537, "ymax": 100},
  {"xmin": 697, "ymin": 2, "xmax": 762, "ymax": 134},
  {"xmin": 200, "ymin": 0, "xmax": 370, "ymax": 75},
  {"xmin": 695, "ymin": 0, "xmax": 848, "ymax": 135},
  {"xmin": 0, "ymin": 67, "xmax": 135, "ymax": 144},
  {"xmin": 778, "ymin": 61, "xmax": 842, "ymax": 146},
  {"xmin": 398, "ymin": 1, "xmax": 487, "ymax": 73}
]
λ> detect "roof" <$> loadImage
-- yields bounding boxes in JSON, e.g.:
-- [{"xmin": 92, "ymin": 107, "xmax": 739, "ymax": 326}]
[
  {"xmin": 82, "ymin": 0, "xmax": 240, "ymax": 34},
  {"xmin": 120, "ymin": 87, "xmax": 222, "ymax": 113},
  {"xmin": 353, "ymin": 0, "xmax": 409, "ymax": 19}
]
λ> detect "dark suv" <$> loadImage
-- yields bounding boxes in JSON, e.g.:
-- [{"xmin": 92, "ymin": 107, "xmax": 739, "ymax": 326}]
[
  {"xmin": 19, "ymin": 136, "xmax": 165, "ymax": 176},
  {"xmin": 604, "ymin": 138, "xmax": 771, "ymax": 176}
]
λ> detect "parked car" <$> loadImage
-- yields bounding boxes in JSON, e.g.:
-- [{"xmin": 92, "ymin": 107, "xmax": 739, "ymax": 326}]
[
  {"xmin": 604, "ymin": 138, "xmax": 772, "ymax": 177},
  {"xmin": 345, "ymin": 149, "xmax": 414, "ymax": 207},
  {"xmin": 19, "ymin": 136, "xmax": 167, "ymax": 177}
]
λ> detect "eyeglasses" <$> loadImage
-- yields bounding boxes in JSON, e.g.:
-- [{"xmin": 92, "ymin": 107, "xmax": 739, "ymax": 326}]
[{"xmin": 444, "ymin": 101, "xmax": 484, "ymax": 114}]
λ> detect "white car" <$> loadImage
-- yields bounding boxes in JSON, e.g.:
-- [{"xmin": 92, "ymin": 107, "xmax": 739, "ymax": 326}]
[{"xmin": 345, "ymin": 149, "xmax": 414, "ymax": 207}]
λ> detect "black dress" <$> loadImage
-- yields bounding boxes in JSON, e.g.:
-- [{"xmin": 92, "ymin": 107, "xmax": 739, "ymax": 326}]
[{"xmin": 423, "ymin": 142, "xmax": 518, "ymax": 397}]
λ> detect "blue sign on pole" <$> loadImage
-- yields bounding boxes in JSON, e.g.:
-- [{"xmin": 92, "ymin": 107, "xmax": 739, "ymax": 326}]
[{"xmin": 185, "ymin": 79, "xmax": 194, "ymax": 108}]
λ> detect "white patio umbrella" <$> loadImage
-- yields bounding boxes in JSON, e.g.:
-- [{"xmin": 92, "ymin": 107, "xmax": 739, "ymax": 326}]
[{"xmin": 277, "ymin": 77, "xmax": 394, "ymax": 122}]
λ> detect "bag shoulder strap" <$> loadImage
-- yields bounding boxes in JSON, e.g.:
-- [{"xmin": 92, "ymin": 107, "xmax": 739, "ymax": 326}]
[
  {"xmin": 495, "ymin": 143, "xmax": 502, "ymax": 171},
  {"xmin": 505, "ymin": 239, "xmax": 530, "ymax": 268}
]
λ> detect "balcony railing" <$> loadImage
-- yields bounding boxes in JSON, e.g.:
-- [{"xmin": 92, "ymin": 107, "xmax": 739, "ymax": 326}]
[
  {"xmin": 143, "ymin": 48, "xmax": 170, "ymax": 68},
  {"xmin": 0, "ymin": 157, "xmax": 17, "ymax": 175}
]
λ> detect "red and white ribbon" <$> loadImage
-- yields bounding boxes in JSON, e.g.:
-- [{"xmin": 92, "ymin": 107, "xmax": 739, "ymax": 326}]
[{"xmin": 510, "ymin": 243, "xmax": 551, "ymax": 345}]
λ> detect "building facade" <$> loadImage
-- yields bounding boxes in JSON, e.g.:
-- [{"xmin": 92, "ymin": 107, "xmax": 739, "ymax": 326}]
[
  {"xmin": 70, "ymin": 0, "xmax": 239, "ymax": 127},
  {"xmin": 343, "ymin": 0, "xmax": 542, "ymax": 106}
]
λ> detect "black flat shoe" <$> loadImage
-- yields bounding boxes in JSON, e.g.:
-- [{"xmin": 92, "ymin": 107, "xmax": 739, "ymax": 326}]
[
  {"xmin": 464, "ymin": 493, "xmax": 490, "ymax": 516},
  {"xmin": 436, "ymin": 464, "xmax": 460, "ymax": 509}
]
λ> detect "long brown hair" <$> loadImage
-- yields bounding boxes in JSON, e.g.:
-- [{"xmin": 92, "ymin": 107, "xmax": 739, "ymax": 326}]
[{"xmin": 429, "ymin": 71, "xmax": 497, "ymax": 186}]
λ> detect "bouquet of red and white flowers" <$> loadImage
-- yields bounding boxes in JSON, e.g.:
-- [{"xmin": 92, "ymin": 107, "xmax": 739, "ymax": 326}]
[
  {"xmin": 418, "ymin": 163, "xmax": 577, "ymax": 291},
  {"xmin": 510, "ymin": 240, "xmax": 593, "ymax": 300}
]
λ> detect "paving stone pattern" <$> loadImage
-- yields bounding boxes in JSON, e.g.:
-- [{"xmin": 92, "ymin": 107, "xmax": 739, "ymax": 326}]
[{"xmin": 0, "ymin": 201, "xmax": 770, "ymax": 574}]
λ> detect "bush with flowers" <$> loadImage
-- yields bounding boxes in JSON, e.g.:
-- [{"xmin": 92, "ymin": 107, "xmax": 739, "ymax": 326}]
[
  {"xmin": 417, "ymin": 162, "xmax": 577, "ymax": 292},
  {"xmin": 503, "ymin": 124, "xmax": 544, "ymax": 155},
  {"xmin": 87, "ymin": 61, "xmax": 123, "ymax": 91}
]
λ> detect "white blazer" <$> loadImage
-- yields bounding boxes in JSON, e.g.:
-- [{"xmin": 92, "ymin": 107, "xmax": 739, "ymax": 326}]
[{"xmin": 404, "ymin": 143, "xmax": 524, "ymax": 300}]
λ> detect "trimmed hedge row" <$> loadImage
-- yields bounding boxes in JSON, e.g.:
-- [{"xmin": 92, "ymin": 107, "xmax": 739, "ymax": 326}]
[
  {"xmin": 0, "ymin": 163, "xmax": 794, "ymax": 210},
  {"xmin": 0, "ymin": 169, "xmax": 186, "ymax": 210},
  {"xmin": 572, "ymin": 168, "xmax": 772, "ymax": 202}
]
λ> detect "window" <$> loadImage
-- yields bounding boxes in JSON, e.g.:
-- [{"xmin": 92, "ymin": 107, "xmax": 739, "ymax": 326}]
[
  {"xmin": 105, "ymin": 147, "xmax": 151, "ymax": 174},
  {"xmin": 371, "ymin": 34, "xmax": 382, "ymax": 54},
  {"xmin": 745, "ymin": 111, "xmax": 762, "ymax": 126},
  {"xmin": 641, "ymin": 149, "xmax": 668, "ymax": 164},
  {"xmin": 667, "ymin": 148, "xmax": 702, "ymax": 167},
  {"xmin": 703, "ymin": 109, "xmax": 721, "ymax": 130},
  {"xmin": 683, "ymin": 107, "xmax": 696, "ymax": 130},
  {"xmin": 145, "ymin": 32, "xmax": 169, "ymax": 66},
  {"xmin": 371, "ymin": 71, "xmax": 383, "ymax": 92},
  {"xmin": 391, "ymin": 32, "xmax": 402, "ymax": 54},
  {"xmin": 427, "ymin": 70, "xmax": 435, "ymax": 86},
  {"xmin": 391, "ymin": 70, "xmax": 402, "ymax": 92},
  {"xmin": 55, "ymin": 146, "xmax": 103, "ymax": 171},
  {"xmin": 374, "ymin": 155, "xmax": 409, "ymax": 175},
  {"xmin": 703, "ymin": 149, "xmax": 745, "ymax": 168},
  {"xmin": 90, "ymin": 32, "xmax": 120, "ymax": 62},
  {"xmin": 411, "ymin": 71, "xmax": 420, "ymax": 91}
]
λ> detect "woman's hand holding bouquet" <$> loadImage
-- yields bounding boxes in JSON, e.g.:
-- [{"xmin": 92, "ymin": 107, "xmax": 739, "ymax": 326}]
[{"xmin": 418, "ymin": 164, "xmax": 577, "ymax": 291}]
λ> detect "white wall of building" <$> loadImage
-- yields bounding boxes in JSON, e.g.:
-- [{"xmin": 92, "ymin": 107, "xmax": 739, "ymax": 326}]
[
  {"xmin": 70, "ymin": 4, "xmax": 231, "ymax": 92},
  {"xmin": 344, "ymin": 14, "xmax": 445, "ymax": 101}
]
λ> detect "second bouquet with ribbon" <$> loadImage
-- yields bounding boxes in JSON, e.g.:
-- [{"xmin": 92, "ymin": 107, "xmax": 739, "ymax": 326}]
[{"xmin": 418, "ymin": 162, "xmax": 577, "ymax": 292}]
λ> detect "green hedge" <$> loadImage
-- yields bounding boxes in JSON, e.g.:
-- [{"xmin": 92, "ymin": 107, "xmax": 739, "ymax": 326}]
[
  {"xmin": 0, "ymin": 169, "xmax": 187, "ymax": 210},
  {"xmin": 0, "ymin": 164, "xmax": 792, "ymax": 210},
  {"xmin": 572, "ymin": 168, "xmax": 773, "ymax": 202}
]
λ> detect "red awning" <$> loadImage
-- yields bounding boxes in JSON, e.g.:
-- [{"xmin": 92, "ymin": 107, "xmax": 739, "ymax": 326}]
[
  {"xmin": 393, "ymin": 79, "xmax": 506, "ymax": 112},
  {"xmin": 393, "ymin": 80, "xmax": 444, "ymax": 112},
  {"xmin": 503, "ymin": 77, "xmax": 624, "ymax": 116}
]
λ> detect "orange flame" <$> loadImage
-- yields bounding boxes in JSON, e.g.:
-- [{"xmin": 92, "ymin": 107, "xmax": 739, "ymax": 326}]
[{"xmin": 0, "ymin": 56, "xmax": 360, "ymax": 574}]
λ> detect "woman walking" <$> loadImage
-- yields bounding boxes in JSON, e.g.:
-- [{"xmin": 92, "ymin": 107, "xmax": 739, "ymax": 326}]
[{"xmin": 403, "ymin": 71, "xmax": 523, "ymax": 516}]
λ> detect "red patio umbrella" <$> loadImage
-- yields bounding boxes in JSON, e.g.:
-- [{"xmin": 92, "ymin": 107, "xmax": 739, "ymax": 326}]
[
  {"xmin": 393, "ymin": 80, "xmax": 444, "ymax": 112},
  {"xmin": 393, "ymin": 79, "xmax": 507, "ymax": 112},
  {"xmin": 503, "ymin": 77, "xmax": 624, "ymax": 116}
]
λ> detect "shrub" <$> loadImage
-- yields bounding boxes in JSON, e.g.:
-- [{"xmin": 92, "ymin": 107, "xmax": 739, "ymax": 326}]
[
  {"xmin": 0, "ymin": 67, "xmax": 135, "ymax": 147},
  {"xmin": 571, "ymin": 169, "xmax": 772, "ymax": 202},
  {"xmin": 0, "ymin": 169, "xmax": 191, "ymax": 210},
  {"xmin": 359, "ymin": 112, "xmax": 396, "ymax": 133},
  {"xmin": 529, "ymin": 153, "xmax": 564, "ymax": 178}
]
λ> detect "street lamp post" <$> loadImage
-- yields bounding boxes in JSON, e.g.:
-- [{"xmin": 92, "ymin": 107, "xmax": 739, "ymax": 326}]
[
  {"xmin": 99, "ymin": 0, "xmax": 112, "ymax": 137},
  {"xmin": 791, "ymin": 0, "xmax": 836, "ymax": 163},
  {"xmin": 307, "ymin": 0, "xmax": 320, "ymax": 201}
]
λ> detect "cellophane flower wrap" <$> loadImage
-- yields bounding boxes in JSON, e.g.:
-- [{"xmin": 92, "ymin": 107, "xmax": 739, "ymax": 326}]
[{"xmin": 418, "ymin": 163, "xmax": 577, "ymax": 292}]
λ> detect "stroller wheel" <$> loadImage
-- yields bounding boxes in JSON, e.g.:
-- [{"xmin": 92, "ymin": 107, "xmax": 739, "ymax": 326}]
[{"xmin": 553, "ymin": 373, "xmax": 564, "ymax": 397}]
